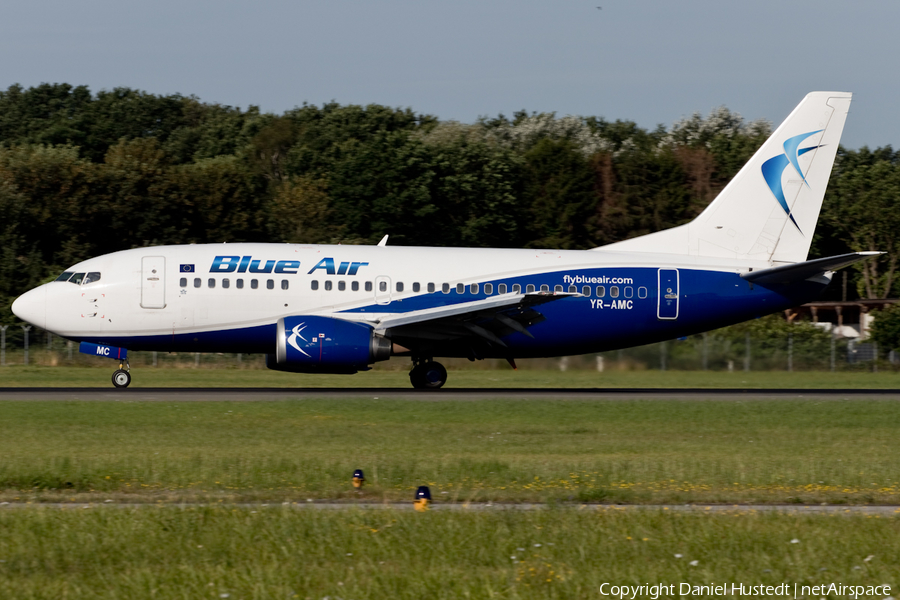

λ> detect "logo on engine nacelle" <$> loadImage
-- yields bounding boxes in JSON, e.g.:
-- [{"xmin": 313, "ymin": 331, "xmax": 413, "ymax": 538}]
[{"xmin": 287, "ymin": 323, "xmax": 310, "ymax": 357}]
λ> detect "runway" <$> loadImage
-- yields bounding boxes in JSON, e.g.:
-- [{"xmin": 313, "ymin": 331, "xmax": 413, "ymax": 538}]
[{"xmin": 1, "ymin": 387, "xmax": 900, "ymax": 400}]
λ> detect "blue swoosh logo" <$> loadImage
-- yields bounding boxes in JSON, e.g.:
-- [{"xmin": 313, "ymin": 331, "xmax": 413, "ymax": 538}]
[{"xmin": 760, "ymin": 130, "xmax": 823, "ymax": 233}]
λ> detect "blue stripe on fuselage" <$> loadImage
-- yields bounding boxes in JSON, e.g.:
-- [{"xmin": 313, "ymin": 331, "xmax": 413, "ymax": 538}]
[{"xmin": 75, "ymin": 268, "xmax": 827, "ymax": 357}]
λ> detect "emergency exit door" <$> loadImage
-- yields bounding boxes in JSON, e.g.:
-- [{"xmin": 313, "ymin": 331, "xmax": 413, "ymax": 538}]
[
  {"xmin": 141, "ymin": 256, "xmax": 166, "ymax": 309},
  {"xmin": 657, "ymin": 268, "xmax": 679, "ymax": 320}
]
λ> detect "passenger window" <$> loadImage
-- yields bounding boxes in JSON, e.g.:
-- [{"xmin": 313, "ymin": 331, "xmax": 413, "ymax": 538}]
[
  {"xmin": 413, "ymin": 282, "xmax": 420, "ymax": 292},
  {"xmin": 365, "ymin": 282, "xmax": 373, "ymax": 292},
  {"xmin": 582, "ymin": 285, "xmax": 591, "ymax": 297},
  {"xmin": 55, "ymin": 271, "xmax": 74, "ymax": 282},
  {"xmin": 554, "ymin": 285, "xmax": 563, "ymax": 293},
  {"xmin": 513, "ymin": 284, "xmax": 521, "ymax": 293},
  {"xmin": 396, "ymin": 282, "xmax": 404, "ymax": 292},
  {"xmin": 526, "ymin": 284, "xmax": 535, "ymax": 293},
  {"xmin": 251, "ymin": 279, "xmax": 259, "ymax": 289},
  {"xmin": 208, "ymin": 278, "xmax": 216, "ymax": 288},
  {"xmin": 379, "ymin": 281, "xmax": 387, "ymax": 292},
  {"xmin": 325, "ymin": 281, "xmax": 332, "ymax": 291},
  {"xmin": 236, "ymin": 279, "xmax": 244, "ymax": 289},
  {"xmin": 84, "ymin": 272, "xmax": 101, "ymax": 284},
  {"xmin": 568, "ymin": 285, "xmax": 577, "ymax": 293},
  {"xmin": 427, "ymin": 283, "xmax": 435, "ymax": 293},
  {"xmin": 338, "ymin": 281, "xmax": 346, "ymax": 291},
  {"xmin": 471, "ymin": 283, "xmax": 479, "ymax": 294},
  {"xmin": 194, "ymin": 278, "xmax": 201, "ymax": 288},
  {"xmin": 456, "ymin": 283, "xmax": 465, "ymax": 294},
  {"xmin": 596, "ymin": 286, "xmax": 605, "ymax": 297},
  {"xmin": 610, "ymin": 286, "xmax": 619, "ymax": 298},
  {"xmin": 281, "ymin": 280, "xmax": 289, "ymax": 290},
  {"xmin": 540, "ymin": 284, "xmax": 549, "ymax": 293},
  {"xmin": 311, "ymin": 280, "xmax": 319, "ymax": 290},
  {"xmin": 222, "ymin": 278, "xmax": 230, "ymax": 289},
  {"xmin": 484, "ymin": 283, "xmax": 493, "ymax": 295},
  {"xmin": 267, "ymin": 279, "xmax": 275, "ymax": 290},
  {"xmin": 180, "ymin": 277, "xmax": 187, "ymax": 288},
  {"xmin": 624, "ymin": 286, "xmax": 633, "ymax": 298},
  {"xmin": 442, "ymin": 283, "xmax": 450, "ymax": 294},
  {"xmin": 69, "ymin": 273, "xmax": 85, "ymax": 285},
  {"xmin": 638, "ymin": 286, "xmax": 647, "ymax": 299},
  {"xmin": 351, "ymin": 281, "xmax": 359, "ymax": 292},
  {"xmin": 498, "ymin": 283, "xmax": 507, "ymax": 294}
]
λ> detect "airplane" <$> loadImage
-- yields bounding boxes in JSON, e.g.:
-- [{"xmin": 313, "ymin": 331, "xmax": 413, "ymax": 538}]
[{"xmin": 11, "ymin": 91, "xmax": 876, "ymax": 389}]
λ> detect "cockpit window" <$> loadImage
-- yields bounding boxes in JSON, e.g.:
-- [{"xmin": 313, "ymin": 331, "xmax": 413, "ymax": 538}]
[
  {"xmin": 84, "ymin": 272, "xmax": 101, "ymax": 284},
  {"xmin": 55, "ymin": 271, "xmax": 74, "ymax": 282},
  {"xmin": 69, "ymin": 273, "xmax": 85, "ymax": 285}
]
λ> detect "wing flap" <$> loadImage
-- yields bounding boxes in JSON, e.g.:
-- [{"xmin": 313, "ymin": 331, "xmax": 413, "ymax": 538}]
[{"xmin": 374, "ymin": 292, "xmax": 576, "ymax": 347}]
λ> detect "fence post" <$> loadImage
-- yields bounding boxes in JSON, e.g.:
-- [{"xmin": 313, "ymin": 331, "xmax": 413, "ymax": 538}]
[
  {"xmin": 830, "ymin": 326, "xmax": 835, "ymax": 373},
  {"xmin": 702, "ymin": 332, "xmax": 708, "ymax": 371},
  {"xmin": 596, "ymin": 355, "xmax": 604, "ymax": 372},
  {"xmin": 194, "ymin": 353, "xmax": 200, "ymax": 368},
  {"xmin": 744, "ymin": 331, "xmax": 750, "ymax": 372},
  {"xmin": 22, "ymin": 325, "xmax": 31, "ymax": 365},
  {"xmin": 0, "ymin": 326, "xmax": 6, "ymax": 366},
  {"xmin": 659, "ymin": 342, "xmax": 667, "ymax": 371},
  {"xmin": 152, "ymin": 351, "xmax": 158, "ymax": 367},
  {"xmin": 237, "ymin": 353, "xmax": 242, "ymax": 366},
  {"xmin": 873, "ymin": 341, "xmax": 878, "ymax": 373},
  {"xmin": 787, "ymin": 332, "xmax": 793, "ymax": 372},
  {"xmin": 67, "ymin": 340, "xmax": 73, "ymax": 361}
]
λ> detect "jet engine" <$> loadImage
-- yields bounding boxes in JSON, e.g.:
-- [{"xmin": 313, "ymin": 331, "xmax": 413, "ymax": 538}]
[{"xmin": 266, "ymin": 316, "xmax": 392, "ymax": 374}]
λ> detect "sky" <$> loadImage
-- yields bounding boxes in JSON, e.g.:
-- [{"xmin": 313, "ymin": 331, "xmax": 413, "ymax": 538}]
[{"xmin": 2, "ymin": 0, "xmax": 898, "ymax": 149}]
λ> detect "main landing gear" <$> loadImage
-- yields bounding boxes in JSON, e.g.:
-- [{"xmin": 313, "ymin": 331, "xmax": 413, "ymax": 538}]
[
  {"xmin": 112, "ymin": 361, "xmax": 131, "ymax": 388},
  {"xmin": 409, "ymin": 359, "xmax": 447, "ymax": 389}
]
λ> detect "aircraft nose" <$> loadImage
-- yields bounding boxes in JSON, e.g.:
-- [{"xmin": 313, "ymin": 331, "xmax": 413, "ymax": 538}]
[{"xmin": 11, "ymin": 286, "xmax": 47, "ymax": 330}]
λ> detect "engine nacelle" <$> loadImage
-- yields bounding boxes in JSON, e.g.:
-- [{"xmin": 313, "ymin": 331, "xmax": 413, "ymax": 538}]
[{"xmin": 267, "ymin": 316, "xmax": 392, "ymax": 374}]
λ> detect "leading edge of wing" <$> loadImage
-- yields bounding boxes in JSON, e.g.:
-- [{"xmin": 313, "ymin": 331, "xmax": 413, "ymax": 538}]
[{"xmin": 369, "ymin": 292, "xmax": 576, "ymax": 333}]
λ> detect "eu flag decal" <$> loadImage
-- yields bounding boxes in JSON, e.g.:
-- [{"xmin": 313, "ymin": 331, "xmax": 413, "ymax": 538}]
[{"xmin": 180, "ymin": 264, "xmax": 195, "ymax": 273}]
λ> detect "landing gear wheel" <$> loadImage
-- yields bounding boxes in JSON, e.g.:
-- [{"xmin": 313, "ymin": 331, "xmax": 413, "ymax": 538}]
[
  {"xmin": 409, "ymin": 361, "xmax": 447, "ymax": 389},
  {"xmin": 112, "ymin": 369, "xmax": 131, "ymax": 389}
]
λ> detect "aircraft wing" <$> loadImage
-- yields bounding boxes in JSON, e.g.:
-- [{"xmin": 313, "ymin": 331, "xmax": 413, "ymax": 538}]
[
  {"xmin": 371, "ymin": 292, "xmax": 576, "ymax": 348},
  {"xmin": 741, "ymin": 252, "xmax": 881, "ymax": 286}
]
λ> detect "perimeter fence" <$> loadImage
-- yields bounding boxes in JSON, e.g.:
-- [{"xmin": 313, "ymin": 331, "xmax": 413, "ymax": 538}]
[{"xmin": 0, "ymin": 323, "xmax": 893, "ymax": 372}]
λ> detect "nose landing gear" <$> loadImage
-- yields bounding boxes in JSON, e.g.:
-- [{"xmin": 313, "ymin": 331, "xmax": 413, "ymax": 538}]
[
  {"xmin": 409, "ymin": 359, "xmax": 447, "ymax": 389},
  {"xmin": 112, "ymin": 361, "xmax": 131, "ymax": 388}
]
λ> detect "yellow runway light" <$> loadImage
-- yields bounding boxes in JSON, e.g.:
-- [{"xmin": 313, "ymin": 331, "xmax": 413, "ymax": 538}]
[
  {"xmin": 414, "ymin": 485, "xmax": 431, "ymax": 512},
  {"xmin": 352, "ymin": 469, "xmax": 365, "ymax": 489}
]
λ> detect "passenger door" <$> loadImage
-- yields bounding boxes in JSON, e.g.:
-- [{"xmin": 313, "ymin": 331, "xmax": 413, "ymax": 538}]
[
  {"xmin": 141, "ymin": 256, "xmax": 166, "ymax": 309},
  {"xmin": 657, "ymin": 268, "xmax": 679, "ymax": 320}
]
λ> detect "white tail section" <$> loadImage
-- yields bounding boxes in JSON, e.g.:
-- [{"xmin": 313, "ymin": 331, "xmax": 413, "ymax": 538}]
[{"xmin": 598, "ymin": 92, "xmax": 852, "ymax": 265}]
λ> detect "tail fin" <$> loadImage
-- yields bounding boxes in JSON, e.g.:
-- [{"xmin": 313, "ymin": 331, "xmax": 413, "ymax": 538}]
[{"xmin": 599, "ymin": 92, "xmax": 852, "ymax": 265}]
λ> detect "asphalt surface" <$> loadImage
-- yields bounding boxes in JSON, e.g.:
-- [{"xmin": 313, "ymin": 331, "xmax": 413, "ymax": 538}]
[{"xmin": 1, "ymin": 387, "xmax": 900, "ymax": 400}]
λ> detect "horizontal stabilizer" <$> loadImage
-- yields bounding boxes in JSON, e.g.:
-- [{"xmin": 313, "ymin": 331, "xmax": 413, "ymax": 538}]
[{"xmin": 741, "ymin": 252, "xmax": 881, "ymax": 286}]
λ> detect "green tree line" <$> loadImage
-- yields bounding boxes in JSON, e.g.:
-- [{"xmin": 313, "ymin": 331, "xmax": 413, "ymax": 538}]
[{"xmin": 1, "ymin": 83, "xmax": 898, "ymax": 326}]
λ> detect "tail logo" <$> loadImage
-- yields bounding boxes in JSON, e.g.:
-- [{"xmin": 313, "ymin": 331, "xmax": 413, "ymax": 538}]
[
  {"xmin": 287, "ymin": 322, "xmax": 310, "ymax": 357},
  {"xmin": 760, "ymin": 130, "xmax": 823, "ymax": 233}
]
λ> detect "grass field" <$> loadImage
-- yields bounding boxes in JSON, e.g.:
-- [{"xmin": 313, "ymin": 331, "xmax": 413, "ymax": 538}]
[
  {"xmin": 0, "ymin": 506, "xmax": 897, "ymax": 599},
  {"xmin": 2, "ymin": 396, "xmax": 898, "ymax": 598},
  {"xmin": 2, "ymin": 364, "xmax": 900, "ymax": 388},
  {"xmin": 1, "ymin": 398, "xmax": 898, "ymax": 505}
]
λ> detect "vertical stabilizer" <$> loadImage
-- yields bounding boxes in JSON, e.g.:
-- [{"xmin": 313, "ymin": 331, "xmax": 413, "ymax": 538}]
[{"xmin": 598, "ymin": 92, "xmax": 852, "ymax": 265}]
